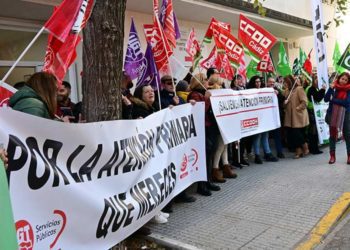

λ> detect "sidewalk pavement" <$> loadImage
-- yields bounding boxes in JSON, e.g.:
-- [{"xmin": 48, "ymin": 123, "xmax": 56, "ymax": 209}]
[
  {"xmin": 147, "ymin": 142, "xmax": 350, "ymax": 249},
  {"xmin": 317, "ymin": 211, "xmax": 350, "ymax": 250}
]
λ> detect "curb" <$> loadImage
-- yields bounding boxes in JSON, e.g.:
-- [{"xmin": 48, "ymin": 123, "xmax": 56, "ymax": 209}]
[
  {"xmin": 295, "ymin": 192, "xmax": 350, "ymax": 250},
  {"xmin": 315, "ymin": 208, "xmax": 350, "ymax": 250}
]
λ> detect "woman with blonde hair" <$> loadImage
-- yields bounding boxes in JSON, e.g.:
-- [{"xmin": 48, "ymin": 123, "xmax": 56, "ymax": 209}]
[
  {"xmin": 206, "ymin": 74, "xmax": 237, "ymax": 182},
  {"xmin": 283, "ymin": 75, "xmax": 310, "ymax": 158}
]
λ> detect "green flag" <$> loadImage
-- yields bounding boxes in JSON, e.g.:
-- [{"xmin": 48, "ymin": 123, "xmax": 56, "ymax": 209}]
[
  {"xmin": 0, "ymin": 161, "xmax": 18, "ymax": 250},
  {"xmin": 292, "ymin": 58, "xmax": 301, "ymax": 75},
  {"xmin": 338, "ymin": 44, "xmax": 350, "ymax": 71},
  {"xmin": 333, "ymin": 41, "xmax": 346, "ymax": 73},
  {"xmin": 299, "ymin": 48, "xmax": 307, "ymax": 67},
  {"xmin": 246, "ymin": 59, "xmax": 259, "ymax": 79},
  {"xmin": 277, "ymin": 41, "xmax": 292, "ymax": 76}
]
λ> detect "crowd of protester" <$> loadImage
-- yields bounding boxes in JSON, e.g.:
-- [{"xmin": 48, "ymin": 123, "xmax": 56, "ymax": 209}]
[{"xmin": 1, "ymin": 68, "xmax": 350, "ymax": 236}]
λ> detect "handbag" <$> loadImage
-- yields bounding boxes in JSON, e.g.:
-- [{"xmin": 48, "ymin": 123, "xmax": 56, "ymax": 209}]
[{"xmin": 325, "ymin": 110, "xmax": 331, "ymax": 125}]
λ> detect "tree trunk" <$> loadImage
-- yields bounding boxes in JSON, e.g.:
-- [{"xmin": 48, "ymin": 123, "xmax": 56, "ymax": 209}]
[{"xmin": 82, "ymin": 0, "xmax": 126, "ymax": 122}]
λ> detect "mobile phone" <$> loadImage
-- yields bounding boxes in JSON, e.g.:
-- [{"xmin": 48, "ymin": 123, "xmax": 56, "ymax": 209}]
[{"xmin": 60, "ymin": 107, "xmax": 73, "ymax": 117}]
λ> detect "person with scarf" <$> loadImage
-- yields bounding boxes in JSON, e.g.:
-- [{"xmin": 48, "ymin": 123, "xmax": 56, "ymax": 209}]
[{"xmin": 324, "ymin": 72, "xmax": 350, "ymax": 164}]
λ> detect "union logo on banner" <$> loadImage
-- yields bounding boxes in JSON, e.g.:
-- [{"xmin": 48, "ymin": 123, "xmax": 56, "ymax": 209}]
[{"xmin": 15, "ymin": 210, "xmax": 67, "ymax": 250}]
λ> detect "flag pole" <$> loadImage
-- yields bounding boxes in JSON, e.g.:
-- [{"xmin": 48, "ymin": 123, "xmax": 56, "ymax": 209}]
[
  {"xmin": 286, "ymin": 78, "xmax": 299, "ymax": 101},
  {"xmin": 1, "ymin": 26, "xmax": 45, "ymax": 85},
  {"xmin": 171, "ymin": 56, "xmax": 208, "ymax": 90}
]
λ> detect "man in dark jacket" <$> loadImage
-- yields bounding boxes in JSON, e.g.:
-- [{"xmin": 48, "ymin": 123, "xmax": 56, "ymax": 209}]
[
  {"xmin": 159, "ymin": 75, "xmax": 196, "ymax": 206},
  {"xmin": 160, "ymin": 75, "xmax": 185, "ymax": 108}
]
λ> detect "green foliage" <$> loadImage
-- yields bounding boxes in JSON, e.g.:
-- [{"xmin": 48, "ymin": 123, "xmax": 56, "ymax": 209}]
[{"xmin": 253, "ymin": 0, "xmax": 349, "ymax": 29}]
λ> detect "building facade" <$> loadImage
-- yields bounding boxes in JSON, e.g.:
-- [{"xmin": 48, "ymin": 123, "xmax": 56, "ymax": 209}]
[{"xmin": 0, "ymin": 0, "xmax": 342, "ymax": 101}]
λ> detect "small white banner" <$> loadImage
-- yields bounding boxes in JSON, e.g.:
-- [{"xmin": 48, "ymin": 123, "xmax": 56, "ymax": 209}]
[
  {"xmin": 313, "ymin": 100, "xmax": 330, "ymax": 144},
  {"xmin": 210, "ymin": 88, "xmax": 281, "ymax": 144},
  {"xmin": 0, "ymin": 103, "xmax": 206, "ymax": 249}
]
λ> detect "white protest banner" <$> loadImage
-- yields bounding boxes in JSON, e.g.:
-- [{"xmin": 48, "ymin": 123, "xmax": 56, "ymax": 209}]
[
  {"xmin": 312, "ymin": 100, "xmax": 329, "ymax": 144},
  {"xmin": 311, "ymin": 0, "xmax": 329, "ymax": 88},
  {"xmin": 210, "ymin": 88, "xmax": 281, "ymax": 144},
  {"xmin": 0, "ymin": 103, "xmax": 206, "ymax": 249}
]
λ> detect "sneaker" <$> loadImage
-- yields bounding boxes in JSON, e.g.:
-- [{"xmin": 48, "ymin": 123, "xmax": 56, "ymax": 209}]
[
  {"xmin": 277, "ymin": 152, "xmax": 285, "ymax": 158},
  {"xmin": 265, "ymin": 153, "xmax": 279, "ymax": 162},
  {"xmin": 151, "ymin": 214, "xmax": 168, "ymax": 224},
  {"xmin": 160, "ymin": 211, "xmax": 170, "ymax": 219},
  {"xmin": 240, "ymin": 159, "xmax": 250, "ymax": 167},
  {"xmin": 255, "ymin": 155, "xmax": 263, "ymax": 164}
]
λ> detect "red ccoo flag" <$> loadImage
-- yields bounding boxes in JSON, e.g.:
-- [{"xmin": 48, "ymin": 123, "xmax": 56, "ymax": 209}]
[
  {"xmin": 238, "ymin": 14, "xmax": 277, "ymax": 62},
  {"xmin": 43, "ymin": 0, "xmax": 94, "ymax": 83},
  {"xmin": 44, "ymin": 0, "xmax": 84, "ymax": 42}
]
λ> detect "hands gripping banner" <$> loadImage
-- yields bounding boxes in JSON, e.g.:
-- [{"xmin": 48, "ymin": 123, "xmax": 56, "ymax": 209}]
[
  {"xmin": 0, "ymin": 103, "xmax": 206, "ymax": 249},
  {"xmin": 210, "ymin": 88, "xmax": 281, "ymax": 144}
]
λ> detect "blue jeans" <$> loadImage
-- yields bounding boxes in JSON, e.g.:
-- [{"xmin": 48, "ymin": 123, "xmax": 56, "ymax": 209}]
[
  {"xmin": 253, "ymin": 132, "xmax": 272, "ymax": 156},
  {"xmin": 271, "ymin": 128, "xmax": 283, "ymax": 154}
]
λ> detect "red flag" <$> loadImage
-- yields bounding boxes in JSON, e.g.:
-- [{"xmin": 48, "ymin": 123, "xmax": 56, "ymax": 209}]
[
  {"xmin": 144, "ymin": 23, "xmax": 172, "ymax": 71},
  {"xmin": 238, "ymin": 14, "xmax": 277, "ymax": 61},
  {"xmin": 153, "ymin": 0, "xmax": 159, "ymax": 16},
  {"xmin": 186, "ymin": 28, "xmax": 200, "ymax": 58},
  {"xmin": 43, "ymin": 34, "xmax": 81, "ymax": 83},
  {"xmin": 44, "ymin": 0, "xmax": 84, "ymax": 42},
  {"xmin": 212, "ymin": 25, "xmax": 243, "ymax": 68},
  {"xmin": 238, "ymin": 53, "xmax": 247, "ymax": 82},
  {"xmin": 161, "ymin": 0, "xmax": 177, "ymax": 48},
  {"xmin": 203, "ymin": 18, "xmax": 231, "ymax": 44},
  {"xmin": 43, "ymin": 0, "xmax": 94, "ymax": 83},
  {"xmin": 0, "ymin": 83, "xmax": 16, "ymax": 107},
  {"xmin": 217, "ymin": 54, "xmax": 235, "ymax": 80},
  {"xmin": 303, "ymin": 50, "xmax": 313, "ymax": 75},
  {"xmin": 200, "ymin": 47, "xmax": 217, "ymax": 70},
  {"xmin": 257, "ymin": 53, "xmax": 275, "ymax": 73}
]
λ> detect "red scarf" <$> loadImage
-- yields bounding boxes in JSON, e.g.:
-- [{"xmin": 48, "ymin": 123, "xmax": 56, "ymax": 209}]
[{"xmin": 334, "ymin": 82, "xmax": 350, "ymax": 99}]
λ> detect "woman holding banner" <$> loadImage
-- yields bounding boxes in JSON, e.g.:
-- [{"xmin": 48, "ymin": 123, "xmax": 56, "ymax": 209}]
[
  {"xmin": 131, "ymin": 85, "xmax": 171, "ymax": 224},
  {"xmin": 207, "ymin": 75, "xmax": 238, "ymax": 181},
  {"xmin": 324, "ymin": 72, "xmax": 350, "ymax": 164},
  {"xmin": 187, "ymin": 73, "xmax": 221, "ymax": 196},
  {"xmin": 283, "ymin": 75, "xmax": 310, "ymax": 159},
  {"xmin": 305, "ymin": 74, "xmax": 326, "ymax": 155},
  {"xmin": 247, "ymin": 76, "xmax": 278, "ymax": 164}
]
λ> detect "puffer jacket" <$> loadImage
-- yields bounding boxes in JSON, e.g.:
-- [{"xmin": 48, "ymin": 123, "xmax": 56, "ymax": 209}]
[{"xmin": 9, "ymin": 85, "xmax": 51, "ymax": 119}]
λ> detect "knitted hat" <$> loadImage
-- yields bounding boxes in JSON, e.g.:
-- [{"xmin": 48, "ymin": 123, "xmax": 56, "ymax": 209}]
[{"xmin": 176, "ymin": 80, "xmax": 189, "ymax": 92}]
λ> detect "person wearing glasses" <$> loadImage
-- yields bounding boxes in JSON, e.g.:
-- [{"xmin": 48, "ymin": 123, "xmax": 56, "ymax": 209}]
[{"xmin": 159, "ymin": 75, "xmax": 185, "ymax": 108}]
